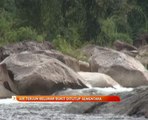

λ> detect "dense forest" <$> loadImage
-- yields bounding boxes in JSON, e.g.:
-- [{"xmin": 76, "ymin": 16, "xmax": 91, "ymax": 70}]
[{"xmin": 0, "ymin": 0, "xmax": 148, "ymax": 53}]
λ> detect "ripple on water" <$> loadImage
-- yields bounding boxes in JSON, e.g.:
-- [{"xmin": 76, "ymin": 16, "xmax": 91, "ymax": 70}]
[{"xmin": 0, "ymin": 102, "xmax": 147, "ymax": 120}]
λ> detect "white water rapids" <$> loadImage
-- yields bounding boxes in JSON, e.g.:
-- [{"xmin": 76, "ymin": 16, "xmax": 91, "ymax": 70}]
[{"xmin": 0, "ymin": 87, "xmax": 147, "ymax": 120}]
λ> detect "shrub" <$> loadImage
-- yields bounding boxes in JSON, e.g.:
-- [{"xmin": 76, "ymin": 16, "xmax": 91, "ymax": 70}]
[
  {"xmin": 53, "ymin": 35, "xmax": 86, "ymax": 60},
  {"xmin": 53, "ymin": 35, "xmax": 73, "ymax": 53},
  {"xmin": 0, "ymin": 10, "xmax": 12, "ymax": 45},
  {"xmin": 97, "ymin": 17, "xmax": 132, "ymax": 46},
  {"xmin": 16, "ymin": 27, "xmax": 44, "ymax": 42},
  {"xmin": 0, "ymin": 26, "xmax": 45, "ymax": 45}
]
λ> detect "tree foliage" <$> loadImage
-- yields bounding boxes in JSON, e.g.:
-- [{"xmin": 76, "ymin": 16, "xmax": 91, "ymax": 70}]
[{"xmin": 0, "ymin": 0, "xmax": 147, "ymax": 47}]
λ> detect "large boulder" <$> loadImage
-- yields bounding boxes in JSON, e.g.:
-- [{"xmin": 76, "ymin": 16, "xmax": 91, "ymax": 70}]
[
  {"xmin": 33, "ymin": 50, "xmax": 80, "ymax": 71},
  {"xmin": 78, "ymin": 72, "xmax": 122, "ymax": 88},
  {"xmin": 89, "ymin": 47, "xmax": 148, "ymax": 87},
  {"xmin": 0, "ymin": 41, "xmax": 80, "ymax": 71},
  {"xmin": 2, "ymin": 52, "xmax": 90, "ymax": 95},
  {"xmin": 0, "ymin": 41, "xmax": 54, "ymax": 62},
  {"xmin": 0, "ymin": 64, "xmax": 16, "ymax": 98}
]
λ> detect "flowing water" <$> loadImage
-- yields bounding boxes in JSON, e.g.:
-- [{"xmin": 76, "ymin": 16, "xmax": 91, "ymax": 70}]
[{"xmin": 0, "ymin": 87, "xmax": 147, "ymax": 120}]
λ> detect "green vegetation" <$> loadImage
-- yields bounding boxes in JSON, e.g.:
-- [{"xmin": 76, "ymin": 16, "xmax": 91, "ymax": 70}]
[{"xmin": 0, "ymin": 0, "xmax": 148, "ymax": 57}]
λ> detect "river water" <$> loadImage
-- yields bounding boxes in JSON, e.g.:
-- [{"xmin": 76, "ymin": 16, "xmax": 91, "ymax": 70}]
[
  {"xmin": 0, "ymin": 99, "xmax": 147, "ymax": 120},
  {"xmin": 0, "ymin": 87, "xmax": 147, "ymax": 120}
]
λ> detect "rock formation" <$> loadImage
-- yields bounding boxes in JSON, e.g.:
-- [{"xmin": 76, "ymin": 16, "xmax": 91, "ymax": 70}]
[
  {"xmin": 0, "ymin": 63, "xmax": 17, "ymax": 98},
  {"xmin": 0, "ymin": 41, "xmax": 54, "ymax": 62},
  {"xmin": 2, "ymin": 52, "xmax": 90, "ymax": 95},
  {"xmin": 65, "ymin": 86, "xmax": 148, "ymax": 118},
  {"xmin": 78, "ymin": 72, "xmax": 122, "ymax": 88},
  {"xmin": 0, "ymin": 41, "xmax": 80, "ymax": 71},
  {"xmin": 113, "ymin": 40, "xmax": 138, "ymax": 57},
  {"xmin": 89, "ymin": 47, "xmax": 148, "ymax": 87}
]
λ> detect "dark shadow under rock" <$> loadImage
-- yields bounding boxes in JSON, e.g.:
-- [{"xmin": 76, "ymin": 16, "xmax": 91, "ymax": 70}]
[{"xmin": 0, "ymin": 63, "xmax": 18, "ymax": 98}]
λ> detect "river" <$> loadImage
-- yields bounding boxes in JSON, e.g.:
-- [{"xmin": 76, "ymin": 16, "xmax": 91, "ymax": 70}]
[
  {"xmin": 0, "ymin": 98, "xmax": 147, "ymax": 120},
  {"xmin": 0, "ymin": 87, "xmax": 147, "ymax": 120}
]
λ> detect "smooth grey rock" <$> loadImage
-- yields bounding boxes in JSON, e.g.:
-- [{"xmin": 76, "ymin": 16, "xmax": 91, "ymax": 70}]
[
  {"xmin": 89, "ymin": 47, "xmax": 148, "ymax": 87},
  {"xmin": 2, "ymin": 52, "xmax": 90, "ymax": 95}
]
